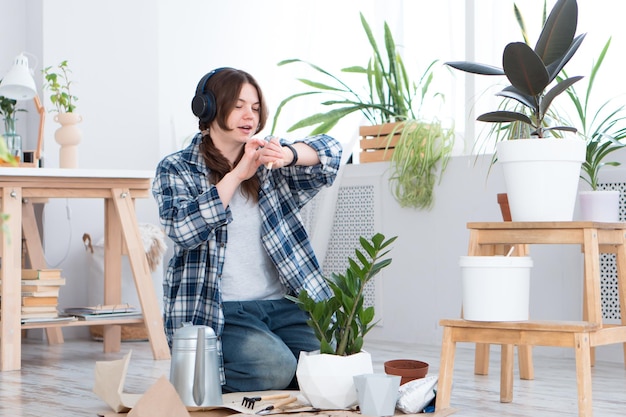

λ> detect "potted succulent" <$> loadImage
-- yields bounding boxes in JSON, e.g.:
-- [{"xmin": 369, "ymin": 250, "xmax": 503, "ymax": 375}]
[
  {"xmin": 563, "ymin": 37, "xmax": 626, "ymax": 221},
  {"xmin": 273, "ymin": 12, "xmax": 455, "ymax": 210},
  {"xmin": 42, "ymin": 60, "xmax": 82, "ymax": 168},
  {"xmin": 286, "ymin": 233, "xmax": 396, "ymax": 409},
  {"xmin": 445, "ymin": 0, "xmax": 586, "ymax": 221}
]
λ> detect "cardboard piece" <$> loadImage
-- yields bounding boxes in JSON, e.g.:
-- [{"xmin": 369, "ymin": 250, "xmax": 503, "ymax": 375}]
[
  {"xmin": 128, "ymin": 375, "xmax": 189, "ymax": 417},
  {"xmin": 93, "ymin": 351, "xmax": 142, "ymax": 413}
]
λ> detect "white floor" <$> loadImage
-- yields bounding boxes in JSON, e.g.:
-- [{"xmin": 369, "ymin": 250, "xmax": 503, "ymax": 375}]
[{"xmin": 0, "ymin": 337, "xmax": 625, "ymax": 416}]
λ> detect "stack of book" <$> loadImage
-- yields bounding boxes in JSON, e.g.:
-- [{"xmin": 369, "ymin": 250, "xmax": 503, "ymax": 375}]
[{"xmin": 19, "ymin": 269, "xmax": 66, "ymax": 320}]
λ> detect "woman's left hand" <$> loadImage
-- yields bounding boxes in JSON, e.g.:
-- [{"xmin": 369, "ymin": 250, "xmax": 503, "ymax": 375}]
[{"xmin": 258, "ymin": 136, "xmax": 286, "ymax": 169}]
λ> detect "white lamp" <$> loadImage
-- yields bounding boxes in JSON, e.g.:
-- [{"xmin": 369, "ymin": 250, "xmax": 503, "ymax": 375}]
[
  {"xmin": 0, "ymin": 53, "xmax": 45, "ymax": 166},
  {"xmin": 0, "ymin": 54, "xmax": 37, "ymax": 100}
]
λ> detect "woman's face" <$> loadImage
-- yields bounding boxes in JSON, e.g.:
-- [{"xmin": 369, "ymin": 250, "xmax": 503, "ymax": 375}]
[{"xmin": 212, "ymin": 83, "xmax": 260, "ymax": 145}]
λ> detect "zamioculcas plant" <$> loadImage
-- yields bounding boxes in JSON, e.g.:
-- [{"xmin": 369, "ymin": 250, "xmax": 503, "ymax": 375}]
[{"xmin": 286, "ymin": 233, "xmax": 397, "ymax": 356}]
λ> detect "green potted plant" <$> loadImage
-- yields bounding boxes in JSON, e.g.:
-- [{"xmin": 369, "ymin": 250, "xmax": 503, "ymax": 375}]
[
  {"xmin": 0, "ymin": 94, "xmax": 26, "ymax": 159},
  {"xmin": 445, "ymin": 0, "xmax": 587, "ymax": 221},
  {"xmin": 42, "ymin": 60, "xmax": 82, "ymax": 168},
  {"xmin": 562, "ymin": 37, "xmax": 626, "ymax": 221},
  {"xmin": 272, "ymin": 12, "xmax": 455, "ymax": 210},
  {"xmin": 286, "ymin": 233, "xmax": 396, "ymax": 409}
]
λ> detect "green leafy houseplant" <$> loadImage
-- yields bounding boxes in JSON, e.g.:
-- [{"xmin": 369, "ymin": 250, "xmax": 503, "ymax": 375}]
[
  {"xmin": 273, "ymin": 12, "xmax": 454, "ymax": 210},
  {"xmin": 42, "ymin": 60, "xmax": 78, "ymax": 113},
  {"xmin": 0, "ymin": 94, "xmax": 26, "ymax": 134},
  {"xmin": 561, "ymin": 38, "xmax": 626, "ymax": 190},
  {"xmin": 286, "ymin": 233, "xmax": 396, "ymax": 356},
  {"xmin": 445, "ymin": 0, "xmax": 585, "ymax": 138}
]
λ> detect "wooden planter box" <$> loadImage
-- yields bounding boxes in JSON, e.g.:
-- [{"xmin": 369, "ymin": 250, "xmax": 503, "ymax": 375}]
[{"xmin": 359, "ymin": 122, "xmax": 403, "ymax": 163}]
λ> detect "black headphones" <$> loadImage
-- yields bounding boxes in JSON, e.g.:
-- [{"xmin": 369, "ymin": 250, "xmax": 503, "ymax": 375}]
[{"xmin": 191, "ymin": 67, "xmax": 233, "ymax": 124}]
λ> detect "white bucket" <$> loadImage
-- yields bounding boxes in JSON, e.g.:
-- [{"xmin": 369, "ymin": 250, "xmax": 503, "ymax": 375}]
[{"xmin": 460, "ymin": 256, "xmax": 533, "ymax": 321}]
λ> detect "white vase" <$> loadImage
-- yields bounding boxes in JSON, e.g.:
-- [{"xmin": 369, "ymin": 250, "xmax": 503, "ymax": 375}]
[
  {"xmin": 578, "ymin": 190, "xmax": 620, "ymax": 222},
  {"xmin": 296, "ymin": 350, "xmax": 373, "ymax": 409},
  {"xmin": 353, "ymin": 373, "xmax": 400, "ymax": 417},
  {"xmin": 54, "ymin": 112, "xmax": 83, "ymax": 169},
  {"xmin": 496, "ymin": 138, "xmax": 585, "ymax": 221}
]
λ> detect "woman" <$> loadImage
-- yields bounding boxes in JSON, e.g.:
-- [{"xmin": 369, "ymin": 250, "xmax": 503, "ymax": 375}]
[{"xmin": 152, "ymin": 67, "xmax": 342, "ymax": 392}]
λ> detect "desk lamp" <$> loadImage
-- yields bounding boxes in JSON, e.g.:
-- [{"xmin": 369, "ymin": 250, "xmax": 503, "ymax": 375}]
[{"xmin": 0, "ymin": 53, "xmax": 45, "ymax": 167}]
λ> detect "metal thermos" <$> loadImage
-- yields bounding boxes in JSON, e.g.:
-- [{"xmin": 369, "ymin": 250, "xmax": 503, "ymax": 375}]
[{"xmin": 169, "ymin": 324, "xmax": 223, "ymax": 407}]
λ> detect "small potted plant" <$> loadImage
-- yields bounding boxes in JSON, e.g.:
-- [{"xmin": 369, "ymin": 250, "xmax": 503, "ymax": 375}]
[
  {"xmin": 42, "ymin": 60, "xmax": 82, "ymax": 168},
  {"xmin": 273, "ymin": 12, "xmax": 455, "ymax": 210},
  {"xmin": 0, "ymin": 94, "xmax": 26, "ymax": 159},
  {"xmin": 563, "ymin": 37, "xmax": 626, "ymax": 221},
  {"xmin": 445, "ymin": 0, "xmax": 587, "ymax": 221},
  {"xmin": 286, "ymin": 233, "xmax": 396, "ymax": 409}
]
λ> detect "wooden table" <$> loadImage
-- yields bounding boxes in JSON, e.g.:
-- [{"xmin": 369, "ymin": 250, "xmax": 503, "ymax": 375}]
[
  {"xmin": 436, "ymin": 221, "xmax": 626, "ymax": 417},
  {"xmin": 0, "ymin": 168, "xmax": 170, "ymax": 371}
]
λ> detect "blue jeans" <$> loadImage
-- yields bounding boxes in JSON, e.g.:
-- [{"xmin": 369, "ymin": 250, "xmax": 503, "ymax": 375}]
[{"xmin": 221, "ymin": 298, "xmax": 319, "ymax": 393}]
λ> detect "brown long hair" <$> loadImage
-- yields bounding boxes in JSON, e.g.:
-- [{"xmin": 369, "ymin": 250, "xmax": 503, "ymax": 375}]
[{"xmin": 197, "ymin": 68, "xmax": 268, "ymax": 201}]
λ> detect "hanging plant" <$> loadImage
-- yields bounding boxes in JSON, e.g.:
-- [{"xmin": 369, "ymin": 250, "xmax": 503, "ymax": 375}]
[{"xmin": 388, "ymin": 120, "xmax": 455, "ymax": 209}]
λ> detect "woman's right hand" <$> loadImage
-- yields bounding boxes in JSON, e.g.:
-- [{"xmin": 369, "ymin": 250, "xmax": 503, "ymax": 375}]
[{"xmin": 232, "ymin": 137, "xmax": 267, "ymax": 181}]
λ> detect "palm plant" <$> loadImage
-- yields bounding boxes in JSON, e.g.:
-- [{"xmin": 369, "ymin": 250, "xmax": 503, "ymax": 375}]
[
  {"xmin": 560, "ymin": 38, "xmax": 626, "ymax": 190},
  {"xmin": 271, "ymin": 12, "xmax": 436, "ymax": 135}
]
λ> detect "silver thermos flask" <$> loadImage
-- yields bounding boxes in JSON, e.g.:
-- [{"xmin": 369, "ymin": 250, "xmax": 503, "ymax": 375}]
[{"xmin": 169, "ymin": 324, "xmax": 223, "ymax": 407}]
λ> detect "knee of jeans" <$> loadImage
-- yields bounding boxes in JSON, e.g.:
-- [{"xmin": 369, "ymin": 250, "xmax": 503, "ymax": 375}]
[{"xmin": 264, "ymin": 349, "xmax": 297, "ymax": 388}]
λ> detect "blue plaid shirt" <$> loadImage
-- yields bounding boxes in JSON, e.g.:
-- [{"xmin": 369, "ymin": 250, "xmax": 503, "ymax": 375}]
[{"xmin": 152, "ymin": 132, "xmax": 342, "ymax": 382}]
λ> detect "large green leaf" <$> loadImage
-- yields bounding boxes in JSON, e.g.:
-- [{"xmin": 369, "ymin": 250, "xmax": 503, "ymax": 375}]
[
  {"xmin": 534, "ymin": 0, "xmax": 578, "ymax": 66},
  {"xmin": 503, "ymin": 42, "xmax": 549, "ymax": 97}
]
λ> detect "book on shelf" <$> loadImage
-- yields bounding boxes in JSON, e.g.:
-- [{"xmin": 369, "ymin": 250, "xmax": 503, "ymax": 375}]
[
  {"xmin": 76, "ymin": 311, "xmax": 144, "ymax": 321},
  {"xmin": 20, "ymin": 283, "xmax": 64, "ymax": 292},
  {"xmin": 64, "ymin": 303, "xmax": 139, "ymax": 316},
  {"xmin": 21, "ymin": 315, "xmax": 77, "ymax": 324},
  {"xmin": 21, "ymin": 296, "xmax": 58, "ymax": 307},
  {"xmin": 0, "ymin": 279, "xmax": 67, "ymax": 288},
  {"xmin": 20, "ymin": 311, "xmax": 59, "ymax": 319},
  {"xmin": 21, "ymin": 269, "xmax": 63, "ymax": 280},
  {"xmin": 21, "ymin": 306, "xmax": 59, "ymax": 313},
  {"xmin": 21, "ymin": 289, "xmax": 60, "ymax": 297}
]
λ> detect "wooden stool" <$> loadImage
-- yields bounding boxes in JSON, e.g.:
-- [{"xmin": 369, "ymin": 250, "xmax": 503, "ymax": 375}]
[{"xmin": 436, "ymin": 319, "xmax": 599, "ymax": 416}]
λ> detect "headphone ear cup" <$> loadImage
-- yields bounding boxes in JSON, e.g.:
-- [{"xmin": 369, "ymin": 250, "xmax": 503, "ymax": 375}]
[{"xmin": 191, "ymin": 90, "xmax": 217, "ymax": 124}]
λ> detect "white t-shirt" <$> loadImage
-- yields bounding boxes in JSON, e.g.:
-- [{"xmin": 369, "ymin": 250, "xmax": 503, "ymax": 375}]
[{"xmin": 220, "ymin": 188, "xmax": 285, "ymax": 301}]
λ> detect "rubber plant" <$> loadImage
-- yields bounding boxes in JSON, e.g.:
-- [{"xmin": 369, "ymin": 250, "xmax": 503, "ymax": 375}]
[
  {"xmin": 272, "ymin": 12, "xmax": 454, "ymax": 210},
  {"xmin": 286, "ymin": 233, "xmax": 396, "ymax": 356},
  {"xmin": 445, "ymin": 0, "xmax": 586, "ymax": 138}
]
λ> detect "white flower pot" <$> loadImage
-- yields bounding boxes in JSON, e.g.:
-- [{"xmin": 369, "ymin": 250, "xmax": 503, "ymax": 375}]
[
  {"xmin": 460, "ymin": 256, "xmax": 533, "ymax": 321},
  {"xmin": 578, "ymin": 190, "xmax": 620, "ymax": 222},
  {"xmin": 353, "ymin": 373, "xmax": 401, "ymax": 417},
  {"xmin": 296, "ymin": 350, "xmax": 373, "ymax": 409},
  {"xmin": 496, "ymin": 138, "xmax": 585, "ymax": 221}
]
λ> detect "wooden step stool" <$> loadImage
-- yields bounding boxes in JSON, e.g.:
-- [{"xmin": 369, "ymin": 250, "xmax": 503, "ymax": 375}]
[{"xmin": 436, "ymin": 319, "xmax": 600, "ymax": 416}]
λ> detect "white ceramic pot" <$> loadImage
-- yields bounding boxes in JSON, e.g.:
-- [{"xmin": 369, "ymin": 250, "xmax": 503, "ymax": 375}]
[
  {"xmin": 578, "ymin": 190, "xmax": 620, "ymax": 222},
  {"xmin": 496, "ymin": 138, "xmax": 585, "ymax": 221},
  {"xmin": 460, "ymin": 256, "xmax": 533, "ymax": 321},
  {"xmin": 296, "ymin": 350, "xmax": 373, "ymax": 409}
]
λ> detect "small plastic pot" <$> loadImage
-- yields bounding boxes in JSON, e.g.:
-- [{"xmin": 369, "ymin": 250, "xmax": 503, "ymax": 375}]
[{"xmin": 383, "ymin": 359, "xmax": 429, "ymax": 385}]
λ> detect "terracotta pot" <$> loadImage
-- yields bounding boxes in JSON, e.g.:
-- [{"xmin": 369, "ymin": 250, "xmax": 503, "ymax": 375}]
[{"xmin": 383, "ymin": 359, "xmax": 429, "ymax": 385}]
